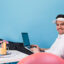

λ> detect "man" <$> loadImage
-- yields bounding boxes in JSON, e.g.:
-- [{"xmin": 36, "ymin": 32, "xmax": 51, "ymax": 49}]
[{"xmin": 31, "ymin": 14, "xmax": 64, "ymax": 59}]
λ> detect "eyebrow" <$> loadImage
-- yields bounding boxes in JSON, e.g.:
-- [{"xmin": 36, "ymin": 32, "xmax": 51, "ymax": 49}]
[
  {"xmin": 56, "ymin": 23, "xmax": 64, "ymax": 25},
  {"xmin": 61, "ymin": 23, "xmax": 64, "ymax": 24}
]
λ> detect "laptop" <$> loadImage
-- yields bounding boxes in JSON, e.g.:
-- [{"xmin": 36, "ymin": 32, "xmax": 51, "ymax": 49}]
[{"xmin": 21, "ymin": 33, "xmax": 33, "ymax": 54}]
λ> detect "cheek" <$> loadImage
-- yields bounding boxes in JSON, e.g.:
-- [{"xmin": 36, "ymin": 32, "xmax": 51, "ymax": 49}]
[
  {"xmin": 56, "ymin": 26, "xmax": 58, "ymax": 30},
  {"xmin": 61, "ymin": 26, "xmax": 64, "ymax": 29}
]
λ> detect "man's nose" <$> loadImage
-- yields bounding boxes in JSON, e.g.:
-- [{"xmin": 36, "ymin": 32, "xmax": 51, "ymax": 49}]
[{"xmin": 58, "ymin": 25, "xmax": 61, "ymax": 28}]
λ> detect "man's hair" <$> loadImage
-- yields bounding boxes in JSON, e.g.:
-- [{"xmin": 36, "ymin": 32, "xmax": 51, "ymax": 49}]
[{"xmin": 56, "ymin": 14, "xmax": 64, "ymax": 19}]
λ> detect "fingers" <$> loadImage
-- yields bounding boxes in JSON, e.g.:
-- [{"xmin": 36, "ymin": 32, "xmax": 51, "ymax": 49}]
[
  {"xmin": 30, "ymin": 45, "xmax": 39, "ymax": 48},
  {"xmin": 30, "ymin": 48, "xmax": 40, "ymax": 53}
]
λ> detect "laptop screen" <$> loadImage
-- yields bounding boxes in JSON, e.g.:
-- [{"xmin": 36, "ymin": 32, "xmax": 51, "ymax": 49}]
[{"xmin": 22, "ymin": 33, "xmax": 30, "ymax": 48}]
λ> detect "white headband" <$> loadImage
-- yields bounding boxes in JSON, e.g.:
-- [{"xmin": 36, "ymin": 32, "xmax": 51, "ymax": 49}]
[{"xmin": 53, "ymin": 18, "xmax": 64, "ymax": 24}]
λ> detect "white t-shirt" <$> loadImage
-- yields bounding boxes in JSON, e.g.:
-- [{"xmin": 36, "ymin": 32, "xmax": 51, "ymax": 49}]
[{"xmin": 45, "ymin": 34, "xmax": 64, "ymax": 58}]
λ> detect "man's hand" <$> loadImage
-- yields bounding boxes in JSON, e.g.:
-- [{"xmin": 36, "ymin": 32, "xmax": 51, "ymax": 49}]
[
  {"xmin": 30, "ymin": 45, "xmax": 49, "ymax": 53},
  {"xmin": 30, "ymin": 48, "xmax": 40, "ymax": 53},
  {"xmin": 30, "ymin": 45, "xmax": 40, "ymax": 53}
]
